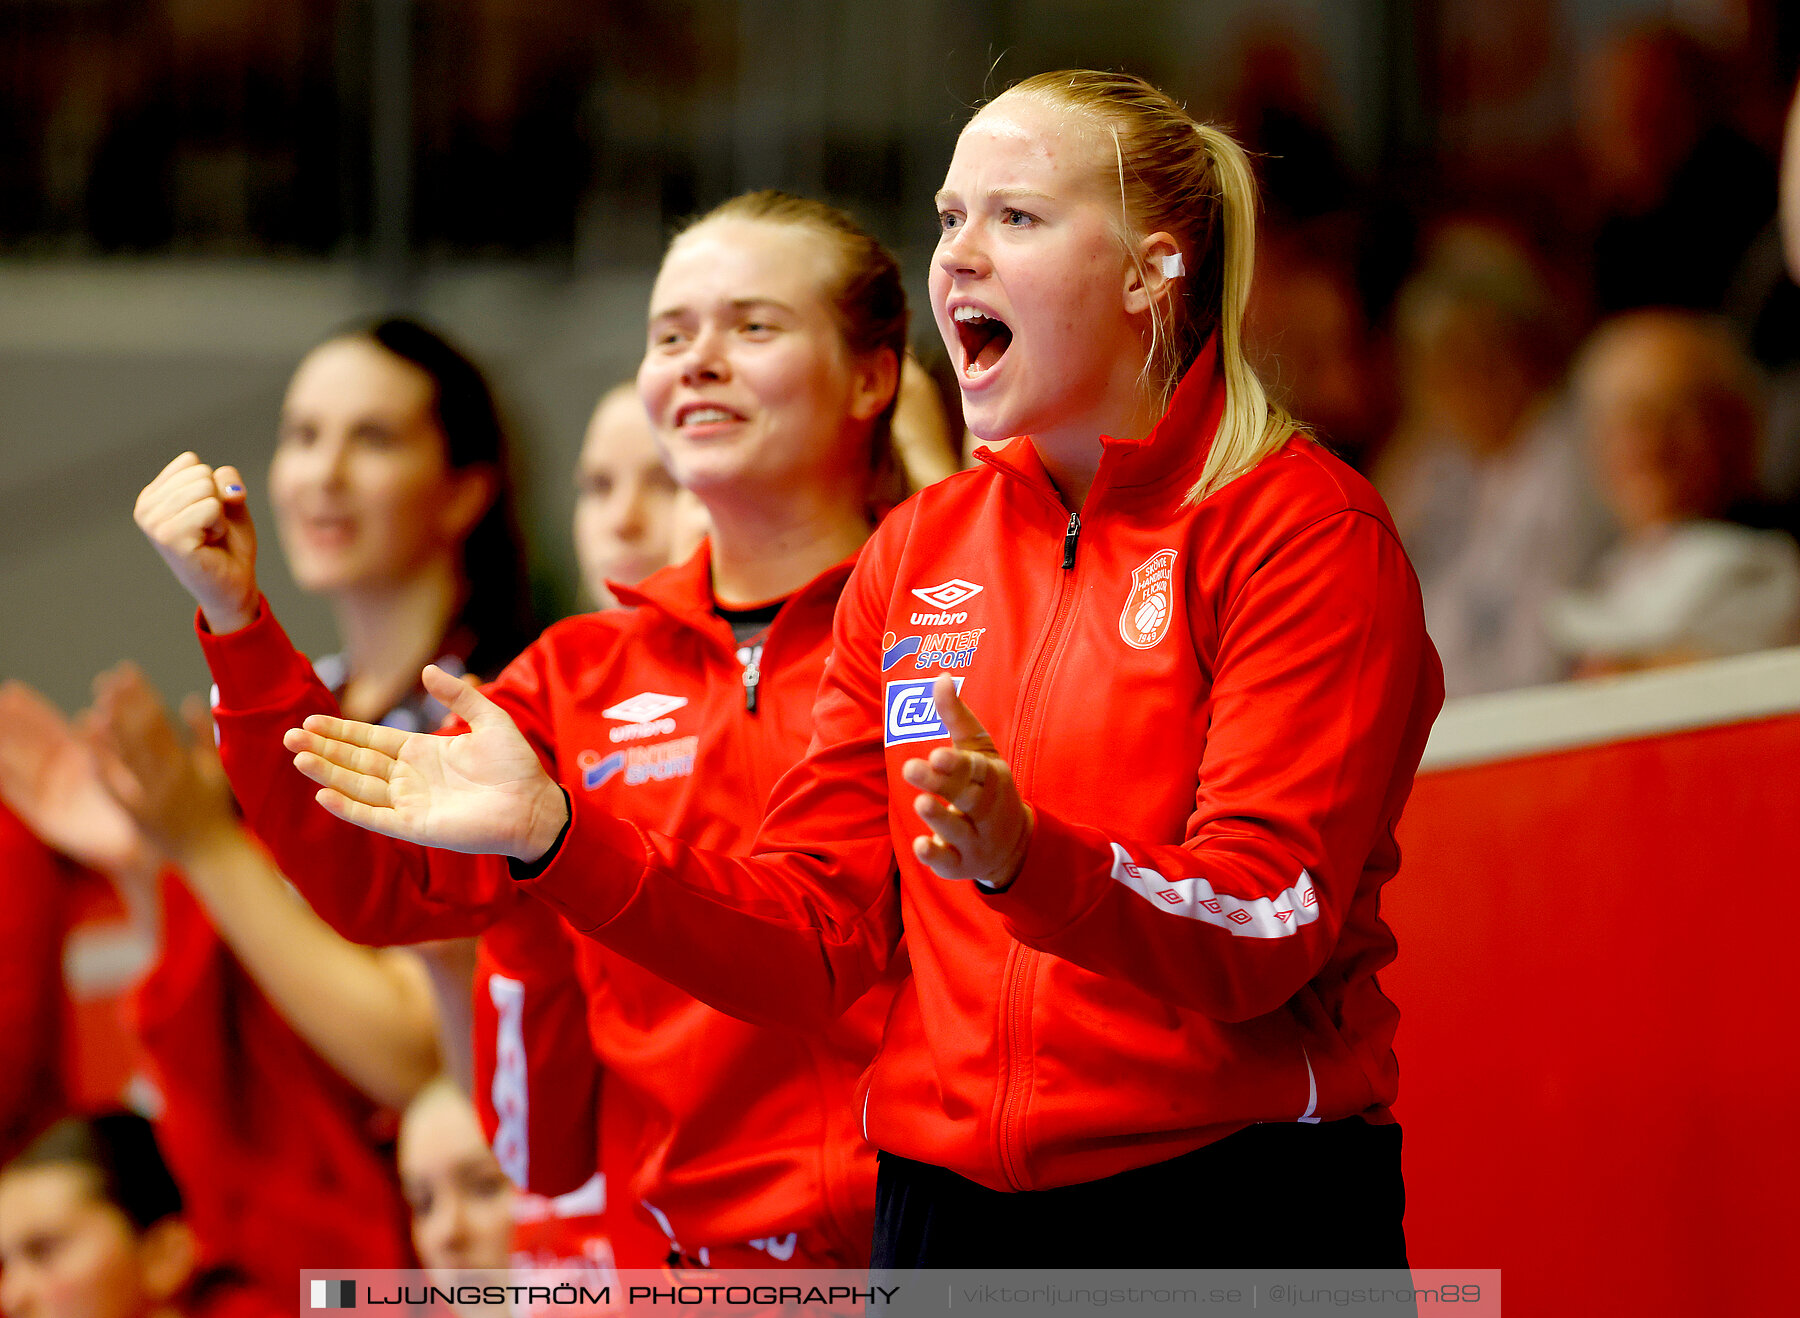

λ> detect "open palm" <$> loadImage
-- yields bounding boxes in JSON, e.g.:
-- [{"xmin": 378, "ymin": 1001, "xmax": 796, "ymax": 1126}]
[
  {"xmin": 0, "ymin": 680, "xmax": 154, "ymax": 877},
  {"xmin": 283, "ymin": 665, "xmax": 568, "ymax": 860}
]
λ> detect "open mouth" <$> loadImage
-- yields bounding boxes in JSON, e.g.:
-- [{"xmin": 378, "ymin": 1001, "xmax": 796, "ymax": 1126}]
[
  {"xmin": 952, "ymin": 307, "xmax": 1012, "ymax": 379},
  {"xmin": 675, "ymin": 402, "xmax": 747, "ymax": 429}
]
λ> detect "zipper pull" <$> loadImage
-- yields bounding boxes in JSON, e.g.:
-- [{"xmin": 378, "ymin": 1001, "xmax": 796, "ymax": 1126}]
[
  {"xmin": 1061, "ymin": 511, "xmax": 1081, "ymax": 569},
  {"xmin": 742, "ymin": 655, "xmax": 761, "ymax": 713}
]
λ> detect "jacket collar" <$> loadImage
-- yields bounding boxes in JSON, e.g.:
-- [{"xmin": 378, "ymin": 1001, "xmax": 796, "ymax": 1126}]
[
  {"xmin": 976, "ymin": 334, "xmax": 1227, "ymax": 506},
  {"xmin": 608, "ymin": 538, "xmax": 859, "ymax": 642}
]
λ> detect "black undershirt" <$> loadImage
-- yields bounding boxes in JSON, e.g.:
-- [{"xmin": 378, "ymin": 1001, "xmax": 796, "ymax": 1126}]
[{"xmin": 714, "ymin": 598, "xmax": 784, "ymax": 644}]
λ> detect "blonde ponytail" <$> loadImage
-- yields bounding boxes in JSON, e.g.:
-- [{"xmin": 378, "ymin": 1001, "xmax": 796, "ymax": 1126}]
[
  {"xmin": 1001, "ymin": 71, "xmax": 1298, "ymax": 504},
  {"xmin": 1186, "ymin": 124, "xmax": 1294, "ymax": 504}
]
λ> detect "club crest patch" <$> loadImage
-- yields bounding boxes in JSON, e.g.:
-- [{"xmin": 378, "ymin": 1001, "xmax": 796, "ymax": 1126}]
[{"xmin": 1120, "ymin": 549, "xmax": 1179, "ymax": 650}]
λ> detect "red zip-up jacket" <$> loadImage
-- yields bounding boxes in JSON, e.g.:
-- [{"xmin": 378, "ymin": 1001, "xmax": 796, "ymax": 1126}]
[
  {"xmin": 469, "ymin": 895, "xmax": 596, "ymax": 1190},
  {"xmin": 132, "ymin": 872, "xmax": 415, "ymax": 1280},
  {"xmin": 513, "ymin": 343, "xmax": 1445, "ymax": 1192},
  {"xmin": 199, "ymin": 549, "xmax": 892, "ymax": 1261},
  {"xmin": 0, "ymin": 804, "xmax": 70, "ymax": 1162},
  {"xmin": 470, "ymin": 892, "xmax": 672, "ymax": 1267}
]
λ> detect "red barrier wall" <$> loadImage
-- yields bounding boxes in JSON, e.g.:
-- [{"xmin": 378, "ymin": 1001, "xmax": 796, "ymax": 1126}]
[{"xmin": 1385, "ymin": 712, "xmax": 1800, "ymax": 1316}]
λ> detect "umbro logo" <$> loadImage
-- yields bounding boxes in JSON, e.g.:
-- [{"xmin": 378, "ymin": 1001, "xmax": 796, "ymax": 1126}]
[
  {"xmin": 602, "ymin": 692, "xmax": 688, "ymax": 724},
  {"xmin": 602, "ymin": 692, "xmax": 688, "ymax": 744},
  {"xmin": 910, "ymin": 579, "xmax": 983, "ymax": 610}
]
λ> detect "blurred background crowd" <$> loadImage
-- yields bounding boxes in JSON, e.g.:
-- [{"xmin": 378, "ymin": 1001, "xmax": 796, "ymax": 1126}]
[
  {"xmin": 3, "ymin": 0, "xmax": 1800, "ymax": 1312},
  {"xmin": 6, "ymin": 0, "xmax": 1800, "ymax": 705}
]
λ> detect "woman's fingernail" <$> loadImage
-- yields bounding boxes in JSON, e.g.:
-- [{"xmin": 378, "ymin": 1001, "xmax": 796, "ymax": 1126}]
[{"xmin": 226, "ymin": 484, "xmax": 244, "ymax": 494}]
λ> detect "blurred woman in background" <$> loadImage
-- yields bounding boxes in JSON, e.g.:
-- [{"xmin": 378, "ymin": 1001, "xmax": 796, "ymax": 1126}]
[
  {"xmin": 397, "ymin": 1079, "xmax": 517, "ymax": 1279},
  {"xmin": 571, "ymin": 382, "xmax": 685, "ymax": 611},
  {"xmin": 0, "ymin": 317, "xmax": 548, "ymax": 1287},
  {"xmin": 0, "ymin": 1112, "xmax": 277, "ymax": 1318}
]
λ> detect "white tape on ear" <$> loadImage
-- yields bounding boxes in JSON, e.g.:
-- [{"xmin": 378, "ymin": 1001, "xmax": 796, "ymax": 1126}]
[{"xmin": 1159, "ymin": 251, "xmax": 1186, "ymax": 279}]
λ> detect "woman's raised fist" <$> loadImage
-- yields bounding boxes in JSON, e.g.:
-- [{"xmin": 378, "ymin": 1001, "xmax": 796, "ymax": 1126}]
[{"xmin": 135, "ymin": 452, "xmax": 260, "ymax": 634}]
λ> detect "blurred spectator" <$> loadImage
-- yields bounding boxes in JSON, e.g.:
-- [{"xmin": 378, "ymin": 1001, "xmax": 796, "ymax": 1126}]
[
  {"xmin": 1767, "ymin": 77, "xmax": 1800, "ymax": 505},
  {"xmin": 1549, "ymin": 310, "xmax": 1800, "ymax": 671},
  {"xmin": 1223, "ymin": 23, "xmax": 1356, "ymax": 226},
  {"xmin": 1432, "ymin": 0, "xmax": 1572, "ymax": 195},
  {"xmin": 572, "ymin": 384, "xmax": 682, "ymax": 609},
  {"xmin": 1375, "ymin": 222, "xmax": 1612, "ymax": 696},
  {"xmin": 1246, "ymin": 230, "xmax": 1397, "ymax": 472},
  {"xmin": 0, "ymin": 1113, "xmax": 277, "ymax": 1318},
  {"xmin": 1580, "ymin": 24, "xmax": 1777, "ymax": 315}
]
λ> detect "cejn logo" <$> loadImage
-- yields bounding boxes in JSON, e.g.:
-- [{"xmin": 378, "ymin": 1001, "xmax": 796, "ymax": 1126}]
[
  {"xmin": 602, "ymin": 691, "xmax": 688, "ymax": 743},
  {"xmin": 884, "ymin": 677, "xmax": 964, "ymax": 746}
]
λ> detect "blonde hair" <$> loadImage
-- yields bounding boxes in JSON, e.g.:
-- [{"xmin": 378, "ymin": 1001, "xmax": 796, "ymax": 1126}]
[{"xmin": 998, "ymin": 71, "xmax": 1296, "ymax": 502}]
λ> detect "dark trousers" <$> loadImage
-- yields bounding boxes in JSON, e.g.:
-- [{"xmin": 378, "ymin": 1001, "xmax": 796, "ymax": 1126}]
[{"xmin": 871, "ymin": 1118, "xmax": 1407, "ymax": 1269}]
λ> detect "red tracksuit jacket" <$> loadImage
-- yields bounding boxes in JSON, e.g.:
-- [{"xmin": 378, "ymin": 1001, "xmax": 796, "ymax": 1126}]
[
  {"xmin": 514, "ymin": 343, "xmax": 1446, "ymax": 1192},
  {"xmin": 199, "ymin": 550, "xmax": 892, "ymax": 1261},
  {"xmin": 0, "ymin": 805, "xmax": 414, "ymax": 1277},
  {"xmin": 470, "ymin": 894, "xmax": 596, "ymax": 1191},
  {"xmin": 0, "ymin": 804, "xmax": 70, "ymax": 1162},
  {"xmin": 132, "ymin": 872, "xmax": 415, "ymax": 1281},
  {"xmin": 471, "ymin": 891, "xmax": 670, "ymax": 1267}
]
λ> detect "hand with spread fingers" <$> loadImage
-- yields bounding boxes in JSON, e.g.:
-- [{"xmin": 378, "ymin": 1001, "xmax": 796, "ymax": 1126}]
[
  {"xmin": 283, "ymin": 663, "xmax": 568, "ymax": 861},
  {"xmin": 899, "ymin": 674, "xmax": 1034, "ymax": 890},
  {"xmin": 0, "ymin": 678, "xmax": 159, "ymax": 883},
  {"xmin": 85, "ymin": 662, "xmax": 237, "ymax": 863},
  {"xmin": 88, "ymin": 662, "xmax": 448, "ymax": 1109}
]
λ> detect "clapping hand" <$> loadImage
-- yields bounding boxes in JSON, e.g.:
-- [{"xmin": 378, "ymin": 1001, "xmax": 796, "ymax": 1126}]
[
  {"xmin": 899, "ymin": 676, "xmax": 1034, "ymax": 890},
  {"xmin": 0, "ymin": 679, "xmax": 158, "ymax": 882},
  {"xmin": 283, "ymin": 664, "xmax": 569, "ymax": 861},
  {"xmin": 85, "ymin": 663, "xmax": 237, "ymax": 862}
]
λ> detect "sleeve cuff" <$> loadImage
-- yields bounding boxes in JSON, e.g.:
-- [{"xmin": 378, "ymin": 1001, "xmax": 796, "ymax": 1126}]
[
  {"xmin": 976, "ymin": 806, "xmax": 1117, "ymax": 940},
  {"xmin": 507, "ymin": 788, "xmax": 573, "ymax": 882},
  {"xmin": 195, "ymin": 597, "xmax": 316, "ymax": 708},
  {"xmin": 510, "ymin": 786, "xmax": 653, "ymax": 935}
]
